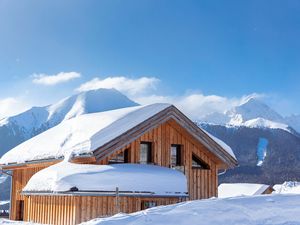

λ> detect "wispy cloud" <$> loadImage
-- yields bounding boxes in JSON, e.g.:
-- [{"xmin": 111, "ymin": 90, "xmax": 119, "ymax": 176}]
[
  {"xmin": 76, "ymin": 76, "xmax": 265, "ymax": 121},
  {"xmin": 77, "ymin": 76, "xmax": 159, "ymax": 96},
  {"xmin": 32, "ymin": 72, "xmax": 81, "ymax": 86},
  {"xmin": 0, "ymin": 97, "xmax": 29, "ymax": 119},
  {"xmin": 134, "ymin": 93, "xmax": 240, "ymax": 120}
]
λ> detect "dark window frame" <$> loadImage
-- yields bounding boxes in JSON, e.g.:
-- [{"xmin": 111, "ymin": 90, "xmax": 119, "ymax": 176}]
[
  {"xmin": 108, "ymin": 149, "xmax": 129, "ymax": 164},
  {"xmin": 171, "ymin": 144, "xmax": 183, "ymax": 167},
  {"xmin": 140, "ymin": 141, "xmax": 153, "ymax": 164},
  {"xmin": 192, "ymin": 153, "xmax": 210, "ymax": 170},
  {"xmin": 141, "ymin": 200, "xmax": 157, "ymax": 210}
]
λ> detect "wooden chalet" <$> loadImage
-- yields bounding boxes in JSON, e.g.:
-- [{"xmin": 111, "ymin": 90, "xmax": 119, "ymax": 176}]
[{"xmin": 0, "ymin": 103, "xmax": 237, "ymax": 225}]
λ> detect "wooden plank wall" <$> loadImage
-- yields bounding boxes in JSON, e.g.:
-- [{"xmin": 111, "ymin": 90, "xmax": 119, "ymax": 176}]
[
  {"xmin": 99, "ymin": 119, "xmax": 219, "ymax": 200},
  {"xmin": 24, "ymin": 196, "xmax": 76, "ymax": 225},
  {"xmin": 10, "ymin": 166, "xmax": 49, "ymax": 220},
  {"xmin": 24, "ymin": 195, "xmax": 184, "ymax": 225}
]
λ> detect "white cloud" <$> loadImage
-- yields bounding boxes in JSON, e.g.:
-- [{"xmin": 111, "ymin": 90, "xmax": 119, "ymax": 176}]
[
  {"xmin": 77, "ymin": 76, "xmax": 160, "ymax": 96},
  {"xmin": 135, "ymin": 93, "xmax": 259, "ymax": 121},
  {"xmin": 32, "ymin": 72, "xmax": 81, "ymax": 85},
  {"xmin": 77, "ymin": 75, "xmax": 264, "ymax": 121},
  {"xmin": 0, "ymin": 98, "xmax": 29, "ymax": 119}
]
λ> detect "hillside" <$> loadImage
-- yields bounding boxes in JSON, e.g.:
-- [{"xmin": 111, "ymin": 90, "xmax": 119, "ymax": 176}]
[{"xmin": 202, "ymin": 124, "xmax": 300, "ymax": 184}]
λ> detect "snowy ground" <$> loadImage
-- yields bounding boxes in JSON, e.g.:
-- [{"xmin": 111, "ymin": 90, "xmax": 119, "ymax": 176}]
[
  {"xmin": 0, "ymin": 201, "xmax": 9, "ymax": 206},
  {"xmin": 1, "ymin": 194, "xmax": 300, "ymax": 225},
  {"xmin": 0, "ymin": 220, "xmax": 37, "ymax": 225},
  {"xmin": 273, "ymin": 181, "xmax": 300, "ymax": 194},
  {"xmin": 80, "ymin": 194, "xmax": 300, "ymax": 225}
]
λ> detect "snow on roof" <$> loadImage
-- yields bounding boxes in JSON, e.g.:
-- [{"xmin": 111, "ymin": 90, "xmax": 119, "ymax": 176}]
[
  {"xmin": 202, "ymin": 130, "xmax": 236, "ymax": 160},
  {"xmin": 218, "ymin": 183, "xmax": 271, "ymax": 198},
  {"xmin": 0, "ymin": 103, "xmax": 171, "ymax": 164},
  {"xmin": 273, "ymin": 181, "xmax": 300, "ymax": 194},
  {"xmin": 0, "ymin": 102, "xmax": 236, "ymax": 166},
  {"xmin": 23, "ymin": 162, "xmax": 188, "ymax": 196}
]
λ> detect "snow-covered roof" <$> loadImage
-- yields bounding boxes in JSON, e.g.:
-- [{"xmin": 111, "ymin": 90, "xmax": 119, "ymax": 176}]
[
  {"xmin": 218, "ymin": 183, "xmax": 271, "ymax": 198},
  {"xmin": 0, "ymin": 104, "xmax": 170, "ymax": 164},
  {"xmin": 23, "ymin": 162, "xmax": 188, "ymax": 196},
  {"xmin": 0, "ymin": 103, "xmax": 236, "ymax": 166},
  {"xmin": 202, "ymin": 130, "xmax": 236, "ymax": 160}
]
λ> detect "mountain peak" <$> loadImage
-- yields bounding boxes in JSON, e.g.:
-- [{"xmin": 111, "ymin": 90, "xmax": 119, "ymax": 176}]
[
  {"xmin": 0, "ymin": 88, "xmax": 138, "ymax": 138},
  {"xmin": 230, "ymin": 97, "xmax": 284, "ymax": 123}
]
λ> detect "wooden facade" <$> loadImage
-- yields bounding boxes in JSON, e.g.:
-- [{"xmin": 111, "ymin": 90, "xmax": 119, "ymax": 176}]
[
  {"xmin": 23, "ymin": 195, "xmax": 185, "ymax": 225},
  {"xmin": 2, "ymin": 106, "xmax": 237, "ymax": 225}
]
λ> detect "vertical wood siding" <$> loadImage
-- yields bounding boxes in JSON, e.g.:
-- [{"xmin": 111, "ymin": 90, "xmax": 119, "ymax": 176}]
[{"xmin": 24, "ymin": 195, "xmax": 184, "ymax": 225}]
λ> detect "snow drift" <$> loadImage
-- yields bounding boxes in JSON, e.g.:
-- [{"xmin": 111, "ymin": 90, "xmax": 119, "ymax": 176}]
[{"xmin": 80, "ymin": 194, "xmax": 300, "ymax": 225}]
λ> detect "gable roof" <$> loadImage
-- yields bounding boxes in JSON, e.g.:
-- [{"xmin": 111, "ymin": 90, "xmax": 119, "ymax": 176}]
[{"xmin": 0, "ymin": 103, "xmax": 237, "ymax": 168}]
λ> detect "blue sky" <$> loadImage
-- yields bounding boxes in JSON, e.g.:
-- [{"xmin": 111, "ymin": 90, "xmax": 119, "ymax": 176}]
[{"xmin": 0, "ymin": 0, "xmax": 300, "ymax": 117}]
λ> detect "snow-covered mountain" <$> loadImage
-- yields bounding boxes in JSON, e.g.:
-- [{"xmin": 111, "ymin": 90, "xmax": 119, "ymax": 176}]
[
  {"xmin": 201, "ymin": 97, "xmax": 299, "ymax": 133},
  {"xmin": 0, "ymin": 88, "xmax": 138, "ymax": 201},
  {"xmin": 0, "ymin": 88, "xmax": 138, "ymax": 157},
  {"xmin": 1, "ymin": 89, "xmax": 300, "ymax": 200}
]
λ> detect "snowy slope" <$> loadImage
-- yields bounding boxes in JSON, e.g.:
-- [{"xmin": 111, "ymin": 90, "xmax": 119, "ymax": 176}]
[
  {"xmin": 228, "ymin": 97, "xmax": 284, "ymax": 123},
  {"xmin": 243, "ymin": 118, "xmax": 290, "ymax": 132},
  {"xmin": 80, "ymin": 194, "xmax": 300, "ymax": 225},
  {"xmin": 0, "ymin": 88, "xmax": 138, "ymax": 137},
  {"xmin": 1, "ymin": 195, "xmax": 300, "ymax": 225},
  {"xmin": 201, "ymin": 97, "xmax": 296, "ymax": 133},
  {"xmin": 0, "ymin": 220, "xmax": 38, "ymax": 225},
  {"xmin": 0, "ymin": 88, "xmax": 138, "ymax": 157},
  {"xmin": 273, "ymin": 181, "xmax": 300, "ymax": 194}
]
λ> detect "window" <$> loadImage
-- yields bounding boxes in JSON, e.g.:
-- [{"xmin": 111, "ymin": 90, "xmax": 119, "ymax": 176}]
[
  {"xmin": 171, "ymin": 144, "xmax": 183, "ymax": 167},
  {"xmin": 141, "ymin": 201, "xmax": 157, "ymax": 210},
  {"xmin": 109, "ymin": 149, "xmax": 129, "ymax": 164},
  {"xmin": 140, "ymin": 142, "xmax": 152, "ymax": 164},
  {"xmin": 192, "ymin": 154, "xmax": 210, "ymax": 169}
]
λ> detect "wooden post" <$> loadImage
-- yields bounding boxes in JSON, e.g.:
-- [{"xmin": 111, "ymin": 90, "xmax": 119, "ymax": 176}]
[{"xmin": 115, "ymin": 187, "xmax": 120, "ymax": 214}]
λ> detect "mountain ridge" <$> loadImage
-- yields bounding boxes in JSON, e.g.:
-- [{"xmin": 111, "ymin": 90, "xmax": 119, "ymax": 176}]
[
  {"xmin": 200, "ymin": 97, "xmax": 299, "ymax": 133},
  {"xmin": 0, "ymin": 90, "xmax": 300, "ymax": 201},
  {"xmin": 0, "ymin": 88, "xmax": 138, "ymax": 156}
]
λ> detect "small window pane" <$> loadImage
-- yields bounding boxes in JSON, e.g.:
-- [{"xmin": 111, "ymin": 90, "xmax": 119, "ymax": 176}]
[
  {"xmin": 171, "ymin": 144, "xmax": 182, "ymax": 166},
  {"xmin": 109, "ymin": 149, "xmax": 129, "ymax": 164},
  {"xmin": 141, "ymin": 201, "xmax": 157, "ymax": 210},
  {"xmin": 192, "ymin": 154, "xmax": 210, "ymax": 169},
  {"xmin": 140, "ymin": 142, "xmax": 152, "ymax": 164}
]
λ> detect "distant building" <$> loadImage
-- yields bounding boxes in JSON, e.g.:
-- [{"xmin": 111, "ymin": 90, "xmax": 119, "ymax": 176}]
[
  {"xmin": 218, "ymin": 183, "xmax": 274, "ymax": 198},
  {"xmin": 0, "ymin": 103, "xmax": 237, "ymax": 225}
]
